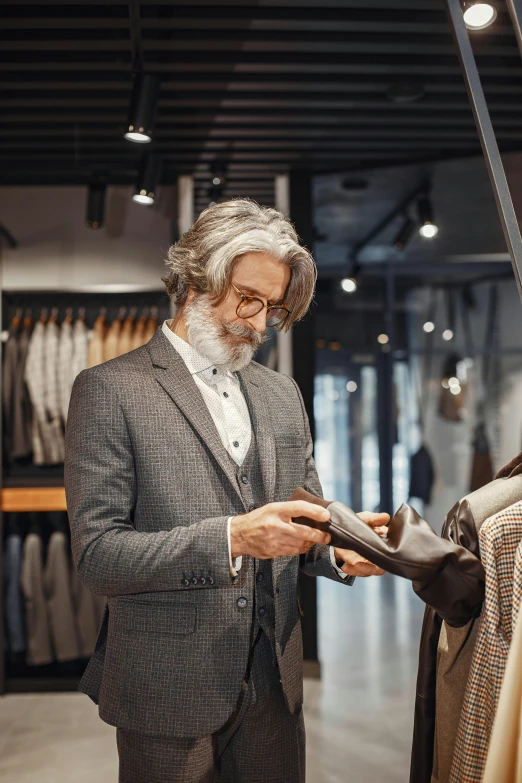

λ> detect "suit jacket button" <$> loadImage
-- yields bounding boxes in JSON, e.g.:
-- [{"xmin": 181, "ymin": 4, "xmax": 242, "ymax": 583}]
[
  {"xmin": 208, "ymin": 576, "xmax": 215, "ymax": 585},
  {"xmin": 182, "ymin": 579, "xmax": 190, "ymax": 586},
  {"xmin": 237, "ymin": 597, "xmax": 248, "ymax": 609},
  {"xmin": 191, "ymin": 577, "xmax": 198, "ymax": 585},
  {"xmin": 256, "ymin": 572, "xmax": 264, "ymax": 583},
  {"xmin": 199, "ymin": 577, "xmax": 206, "ymax": 585},
  {"xmin": 259, "ymin": 607, "xmax": 266, "ymax": 617}
]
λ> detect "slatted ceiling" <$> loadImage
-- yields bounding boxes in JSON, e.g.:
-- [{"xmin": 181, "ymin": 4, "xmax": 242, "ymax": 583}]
[{"xmin": 2, "ymin": 1, "xmax": 522, "ymax": 205}]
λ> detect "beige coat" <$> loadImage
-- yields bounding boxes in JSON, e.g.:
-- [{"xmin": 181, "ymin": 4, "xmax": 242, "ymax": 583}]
[{"xmin": 483, "ymin": 554, "xmax": 522, "ymax": 783}]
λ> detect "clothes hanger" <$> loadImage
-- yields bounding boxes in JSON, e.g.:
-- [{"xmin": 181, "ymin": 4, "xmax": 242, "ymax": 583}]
[
  {"xmin": 11, "ymin": 308, "xmax": 23, "ymax": 329},
  {"xmin": 48, "ymin": 306, "xmax": 59, "ymax": 325},
  {"xmin": 23, "ymin": 308, "xmax": 33, "ymax": 329},
  {"xmin": 63, "ymin": 307, "xmax": 73, "ymax": 325},
  {"xmin": 39, "ymin": 307, "xmax": 48, "ymax": 324}
]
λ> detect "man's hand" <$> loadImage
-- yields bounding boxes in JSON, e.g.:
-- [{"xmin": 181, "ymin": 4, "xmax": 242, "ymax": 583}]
[
  {"xmin": 333, "ymin": 511, "xmax": 390, "ymax": 578},
  {"xmin": 230, "ymin": 501, "xmax": 332, "ymax": 559}
]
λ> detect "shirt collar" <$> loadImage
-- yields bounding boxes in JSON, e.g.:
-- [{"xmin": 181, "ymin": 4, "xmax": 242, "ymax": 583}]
[{"xmin": 162, "ymin": 319, "xmax": 231, "ymax": 379}]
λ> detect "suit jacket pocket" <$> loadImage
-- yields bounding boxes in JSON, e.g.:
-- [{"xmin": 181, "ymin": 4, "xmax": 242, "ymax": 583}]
[
  {"xmin": 112, "ymin": 598, "xmax": 196, "ymax": 636},
  {"xmin": 275, "ymin": 434, "xmax": 306, "ymax": 449}
]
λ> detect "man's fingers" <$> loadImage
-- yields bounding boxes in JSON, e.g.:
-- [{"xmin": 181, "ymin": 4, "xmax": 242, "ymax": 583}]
[
  {"xmin": 287, "ymin": 521, "xmax": 331, "ymax": 546},
  {"xmin": 357, "ymin": 511, "xmax": 390, "ymax": 528},
  {"xmin": 342, "ymin": 562, "xmax": 385, "ymax": 577},
  {"xmin": 274, "ymin": 500, "xmax": 330, "ymax": 524}
]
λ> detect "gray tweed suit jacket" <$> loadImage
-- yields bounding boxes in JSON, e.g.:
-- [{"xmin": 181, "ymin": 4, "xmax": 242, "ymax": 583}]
[{"xmin": 64, "ymin": 327, "xmax": 350, "ymax": 738}]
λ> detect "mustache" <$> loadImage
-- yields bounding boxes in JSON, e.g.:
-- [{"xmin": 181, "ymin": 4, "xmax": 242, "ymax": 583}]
[{"xmin": 223, "ymin": 321, "xmax": 269, "ymax": 348}]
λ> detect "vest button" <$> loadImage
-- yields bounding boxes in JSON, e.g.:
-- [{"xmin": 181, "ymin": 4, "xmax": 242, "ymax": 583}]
[
  {"xmin": 237, "ymin": 597, "xmax": 248, "ymax": 609},
  {"xmin": 256, "ymin": 573, "xmax": 264, "ymax": 583},
  {"xmin": 199, "ymin": 577, "xmax": 206, "ymax": 585},
  {"xmin": 182, "ymin": 578, "xmax": 190, "ymax": 587},
  {"xmin": 241, "ymin": 475, "xmax": 249, "ymax": 485},
  {"xmin": 259, "ymin": 607, "xmax": 266, "ymax": 617},
  {"xmin": 208, "ymin": 576, "xmax": 215, "ymax": 585},
  {"xmin": 191, "ymin": 577, "xmax": 198, "ymax": 585}
]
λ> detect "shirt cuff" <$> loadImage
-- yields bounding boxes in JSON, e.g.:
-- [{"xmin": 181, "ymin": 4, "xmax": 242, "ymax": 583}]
[
  {"xmin": 329, "ymin": 546, "xmax": 350, "ymax": 580},
  {"xmin": 227, "ymin": 516, "xmax": 243, "ymax": 578}
]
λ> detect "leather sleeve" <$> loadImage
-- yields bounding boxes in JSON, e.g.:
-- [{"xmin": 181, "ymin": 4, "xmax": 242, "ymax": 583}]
[{"xmin": 290, "ymin": 487, "xmax": 485, "ymax": 627}]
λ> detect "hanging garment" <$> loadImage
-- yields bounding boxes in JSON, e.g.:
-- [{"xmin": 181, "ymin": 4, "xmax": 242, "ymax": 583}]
[
  {"xmin": 130, "ymin": 312, "xmax": 148, "ymax": 351},
  {"xmin": 57, "ymin": 317, "xmax": 74, "ymax": 424},
  {"xmin": 410, "ymin": 468, "xmax": 522, "ymax": 783},
  {"xmin": 117, "ymin": 313, "xmax": 135, "ymax": 357},
  {"xmin": 409, "ymin": 443, "xmax": 435, "ymax": 504},
  {"xmin": 43, "ymin": 317, "xmax": 65, "ymax": 462},
  {"xmin": 3, "ymin": 534, "xmax": 26, "ymax": 654},
  {"xmin": 88, "ymin": 314, "xmax": 106, "ymax": 368},
  {"xmin": 450, "ymin": 499, "xmax": 522, "ymax": 783},
  {"xmin": 2, "ymin": 323, "xmax": 19, "ymax": 461},
  {"xmin": 498, "ymin": 371, "xmax": 522, "ymax": 472},
  {"xmin": 482, "ymin": 551, "xmax": 522, "ymax": 783},
  {"xmin": 143, "ymin": 311, "xmax": 158, "ymax": 343},
  {"xmin": 42, "ymin": 531, "xmax": 81, "ymax": 662},
  {"xmin": 20, "ymin": 533, "xmax": 54, "ymax": 665},
  {"xmin": 11, "ymin": 323, "xmax": 33, "ymax": 460},
  {"xmin": 469, "ymin": 421, "xmax": 493, "ymax": 492},
  {"xmin": 24, "ymin": 320, "xmax": 55, "ymax": 465},
  {"xmin": 103, "ymin": 316, "xmax": 122, "ymax": 363},
  {"xmin": 71, "ymin": 316, "xmax": 89, "ymax": 383},
  {"xmin": 70, "ymin": 564, "xmax": 106, "ymax": 658},
  {"xmin": 291, "ymin": 487, "xmax": 485, "ymax": 626}
]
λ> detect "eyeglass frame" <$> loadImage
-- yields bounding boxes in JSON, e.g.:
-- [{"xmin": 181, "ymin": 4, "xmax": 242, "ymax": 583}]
[{"xmin": 230, "ymin": 282, "xmax": 292, "ymax": 327}]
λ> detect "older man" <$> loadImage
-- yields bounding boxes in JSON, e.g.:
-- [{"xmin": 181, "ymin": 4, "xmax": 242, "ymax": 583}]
[{"xmin": 65, "ymin": 199, "xmax": 387, "ymax": 783}]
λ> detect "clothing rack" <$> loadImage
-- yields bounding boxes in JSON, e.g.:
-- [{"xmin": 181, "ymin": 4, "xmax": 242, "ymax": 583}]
[{"xmin": 0, "ymin": 288, "xmax": 171, "ymax": 695}]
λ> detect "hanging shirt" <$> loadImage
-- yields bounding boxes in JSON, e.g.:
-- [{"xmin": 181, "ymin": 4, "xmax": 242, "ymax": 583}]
[{"xmin": 58, "ymin": 319, "xmax": 74, "ymax": 424}]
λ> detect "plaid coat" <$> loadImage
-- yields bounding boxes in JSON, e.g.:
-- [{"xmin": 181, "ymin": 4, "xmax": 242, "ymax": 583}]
[
  {"xmin": 450, "ymin": 499, "xmax": 522, "ymax": 783},
  {"xmin": 64, "ymin": 327, "xmax": 348, "ymax": 738}
]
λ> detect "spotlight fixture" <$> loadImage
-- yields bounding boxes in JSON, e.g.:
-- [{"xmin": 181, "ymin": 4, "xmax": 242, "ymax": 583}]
[
  {"xmin": 443, "ymin": 329, "xmax": 454, "ymax": 341},
  {"xmin": 462, "ymin": 2, "xmax": 497, "ymax": 30},
  {"xmin": 423, "ymin": 321, "xmax": 435, "ymax": 333},
  {"xmin": 132, "ymin": 153, "xmax": 162, "ymax": 205},
  {"xmin": 387, "ymin": 83, "xmax": 426, "ymax": 104},
  {"xmin": 124, "ymin": 73, "xmax": 160, "ymax": 144},
  {"xmin": 418, "ymin": 196, "xmax": 439, "ymax": 239},
  {"xmin": 341, "ymin": 277, "xmax": 357, "ymax": 293},
  {"xmin": 393, "ymin": 216, "xmax": 416, "ymax": 251},
  {"xmin": 377, "ymin": 334, "xmax": 389, "ymax": 345},
  {"xmin": 85, "ymin": 176, "xmax": 107, "ymax": 229},
  {"xmin": 346, "ymin": 381, "xmax": 358, "ymax": 393}
]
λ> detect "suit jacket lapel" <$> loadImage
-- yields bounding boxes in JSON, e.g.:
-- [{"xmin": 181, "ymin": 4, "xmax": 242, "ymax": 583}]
[
  {"xmin": 148, "ymin": 329, "xmax": 245, "ymax": 507},
  {"xmin": 238, "ymin": 363, "xmax": 277, "ymax": 504}
]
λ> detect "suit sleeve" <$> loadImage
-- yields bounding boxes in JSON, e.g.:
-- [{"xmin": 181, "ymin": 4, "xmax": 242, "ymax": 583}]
[
  {"xmin": 65, "ymin": 369, "xmax": 232, "ymax": 597},
  {"xmin": 287, "ymin": 377, "xmax": 353, "ymax": 584}
]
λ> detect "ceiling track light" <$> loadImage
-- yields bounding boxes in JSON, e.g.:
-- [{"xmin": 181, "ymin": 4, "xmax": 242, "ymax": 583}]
[
  {"xmin": 132, "ymin": 153, "xmax": 162, "ymax": 205},
  {"xmin": 85, "ymin": 176, "xmax": 107, "ymax": 229},
  {"xmin": 393, "ymin": 215, "xmax": 416, "ymax": 251},
  {"xmin": 461, "ymin": 1, "xmax": 497, "ymax": 30},
  {"xmin": 125, "ymin": 73, "xmax": 160, "ymax": 144},
  {"xmin": 418, "ymin": 195, "xmax": 439, "ymax": 239}
]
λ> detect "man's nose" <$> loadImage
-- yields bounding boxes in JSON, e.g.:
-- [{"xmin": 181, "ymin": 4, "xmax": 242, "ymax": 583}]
[{"xmin": 246, "ymin": 309, "xmax": 267, "ymax": 333}]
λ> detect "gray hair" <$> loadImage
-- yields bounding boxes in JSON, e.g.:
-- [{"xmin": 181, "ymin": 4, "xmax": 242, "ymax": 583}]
[{"xmin": 162, "ymin": 198, "xmax": 316, "ymax": 331}]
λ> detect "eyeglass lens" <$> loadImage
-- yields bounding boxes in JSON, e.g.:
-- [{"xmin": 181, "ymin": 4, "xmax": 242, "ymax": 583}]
[{"xmin": 237, "ymin": 298, "xmax": 288, "ymax": 326}]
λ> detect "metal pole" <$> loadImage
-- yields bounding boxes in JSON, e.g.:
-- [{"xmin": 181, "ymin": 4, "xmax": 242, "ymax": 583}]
[
  {"xmin": 506, "ymin": 0, "xmax": 522, "ymax": 57},
  {"xmin": 445, "ymin": 0, "xmax": 522, "ymax": 302},
  {"xmin": 275, "ymin": 174, "xmax": 293, "ymax": 377}
]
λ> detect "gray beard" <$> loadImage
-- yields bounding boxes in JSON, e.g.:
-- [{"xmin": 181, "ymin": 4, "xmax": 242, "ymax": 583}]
[{"xmin": 184, "ymin": 293, "xmax": 268, "ymax": 372}]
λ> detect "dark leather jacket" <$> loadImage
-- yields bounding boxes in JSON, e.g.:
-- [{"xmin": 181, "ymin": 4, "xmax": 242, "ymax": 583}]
[{"xmin": 290, "ymin": 487, "xmax": 485, "ymax": 626}]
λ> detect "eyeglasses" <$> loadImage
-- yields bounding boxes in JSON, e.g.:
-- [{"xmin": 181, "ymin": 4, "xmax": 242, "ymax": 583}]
[{"xmin": 231, "ymin": 282, "xmax": 292, "ymax": 328}]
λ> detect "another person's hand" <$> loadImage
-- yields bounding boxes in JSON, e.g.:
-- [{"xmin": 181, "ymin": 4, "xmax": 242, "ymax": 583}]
[
  {"xmin": 333, "ymin": 511, "xmax": 390, "ymax": 577},
  {"xmin": 230, "ymin": 501, "xmax": 332, "ymax": 559}
]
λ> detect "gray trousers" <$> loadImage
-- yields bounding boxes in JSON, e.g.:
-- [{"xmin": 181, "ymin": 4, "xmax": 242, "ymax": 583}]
[{"xmin": 116, "ymin": 629, "xmax": 305, "ymax": 783}]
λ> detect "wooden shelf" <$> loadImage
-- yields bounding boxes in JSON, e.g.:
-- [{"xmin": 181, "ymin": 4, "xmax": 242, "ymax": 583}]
[{"xmin": 1, "ymin": 487, "xmax": 67, "ymax": 512}]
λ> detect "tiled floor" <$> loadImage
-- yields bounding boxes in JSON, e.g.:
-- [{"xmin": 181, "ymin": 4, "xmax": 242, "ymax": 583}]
[{"xmin": 0, "ymin": 573, "xmax": 424, "ymax": 782}]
